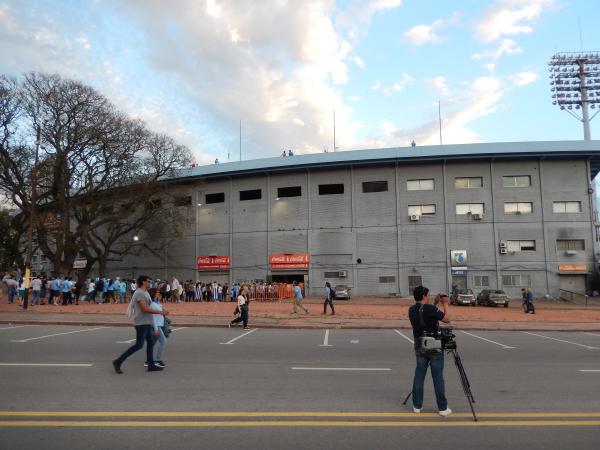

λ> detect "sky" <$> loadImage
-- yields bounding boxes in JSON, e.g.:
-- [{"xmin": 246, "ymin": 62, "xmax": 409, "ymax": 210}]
[{"xmin": 1, "ymin": 0, "xmax": 600, "ymax": 165}]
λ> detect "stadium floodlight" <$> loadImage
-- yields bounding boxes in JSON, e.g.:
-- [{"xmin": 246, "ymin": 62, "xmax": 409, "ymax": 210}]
[{"xmin": 549, "ymin": 52, "xmax": 600, "ymax": 140}]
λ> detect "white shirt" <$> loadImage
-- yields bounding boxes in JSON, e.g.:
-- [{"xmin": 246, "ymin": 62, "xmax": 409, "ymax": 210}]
[
  {"xmin": 88, "ymin": 282, "xmax": 95, "ymax": 293},
  {"xmin": 237, "ymin": 295, "xmax": 246, "ymax": 307},
  {"xmin": 31, "ymin": 278, "xmax": 42, "ymax": 291},
  {"xmin": 171, "ymin": 278, "xmax": 180, "ymax": 290}
]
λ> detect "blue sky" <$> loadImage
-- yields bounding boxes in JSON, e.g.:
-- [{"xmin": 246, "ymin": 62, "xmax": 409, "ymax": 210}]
[{"xmin": 1, "ymin": 0, "xmax": 599, "ymax": 164}]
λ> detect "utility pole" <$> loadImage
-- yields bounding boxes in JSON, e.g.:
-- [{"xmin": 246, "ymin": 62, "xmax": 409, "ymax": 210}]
[
  {"xmin": 333, "ymin": 110, "xmax": 336, "ymax": 151},
  {"xmin": 23, "ymin": 125, "xmax": 41, "ymax": 311},
  {"xmin": 438, "ymin": 100, "xmax": 443, "ymax": 145},
  {"xmin": 239, "ymin": 120, "xmax": 242, "ymax": 161}
]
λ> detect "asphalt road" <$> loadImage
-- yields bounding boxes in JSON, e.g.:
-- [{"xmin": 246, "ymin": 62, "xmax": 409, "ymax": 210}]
[{"xmin": 1, "ymin": 324, "xmax": 599, "ymax": 449}]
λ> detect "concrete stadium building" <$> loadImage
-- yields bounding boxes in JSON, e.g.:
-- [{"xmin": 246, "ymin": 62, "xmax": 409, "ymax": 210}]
[{"xmin": 111, "ymin": 140, "xmax": 600, "ymax": 298}]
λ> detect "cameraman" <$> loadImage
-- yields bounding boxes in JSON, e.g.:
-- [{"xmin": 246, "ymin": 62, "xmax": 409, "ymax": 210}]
[{"xmin": 408, "ymin": 285, "xmax": 452, "ymax": 417}]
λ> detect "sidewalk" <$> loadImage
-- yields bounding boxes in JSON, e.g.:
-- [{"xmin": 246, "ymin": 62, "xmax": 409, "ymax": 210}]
[{"xmin": 1, "ymin": 296, "xmax": 600, "ymax": 331}]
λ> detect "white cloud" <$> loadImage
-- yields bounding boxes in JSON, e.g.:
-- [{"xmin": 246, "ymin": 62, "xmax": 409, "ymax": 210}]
[
  {"xmin": 472, "ymin": 38, "xmax": 522, "ymax": 61},
  {"xmin": 360, "ymin": 75, "xmax": 507, "ymax": 148},
  {"xmin": 509, "ymin": 71, "xmax": 539, "ymax": 86},
  {"xmin": 403, "ymin": 12, "xmax": 459, "ymax": 47},
  {"xmin": 348, "ymin": 95, "xmax": 361, "ymax": 102},
  {"xmin": 426, "ymin": 76, "xmax": 449, "ymax": 96},
  {"xmin": 352, "ymin": 55, "xmax": 365, "ymax": 68},
  {"xmin": 475, "ymin": 0, "xmax": 556, "ymax": 43},
  {"xmin": 371, "ymin": 81, "xmax": 382, "ymax": 91}
]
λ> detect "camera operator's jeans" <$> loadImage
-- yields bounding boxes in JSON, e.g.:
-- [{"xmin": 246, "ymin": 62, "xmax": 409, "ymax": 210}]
[{"xmin": 412, "ymin": 350, "xmax": 448, "ymax": 411}]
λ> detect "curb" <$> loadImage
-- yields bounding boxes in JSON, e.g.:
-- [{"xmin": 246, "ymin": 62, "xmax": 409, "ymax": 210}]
[{"xmin": 2, "ymin": 319, "xmax": 599, "ymax": 332}]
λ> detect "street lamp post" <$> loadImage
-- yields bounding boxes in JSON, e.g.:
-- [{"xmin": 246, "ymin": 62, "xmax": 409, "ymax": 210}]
[{"xmin": 23, "ymin": 125, "xmax": 41, "ymax": 311}]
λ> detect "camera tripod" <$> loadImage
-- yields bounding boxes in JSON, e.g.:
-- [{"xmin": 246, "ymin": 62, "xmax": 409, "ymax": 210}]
[{"xmin": 402, "ymin": 347, "xmax": 478, "ymax": 422}]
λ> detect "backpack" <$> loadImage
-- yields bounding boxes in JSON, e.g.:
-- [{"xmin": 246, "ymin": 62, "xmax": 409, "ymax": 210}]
[{"xmin": 95, "ymin": 279, "xmax": 104, "ymax": 291}]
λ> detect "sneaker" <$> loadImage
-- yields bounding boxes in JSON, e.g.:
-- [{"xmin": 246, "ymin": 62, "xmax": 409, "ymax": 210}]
[
  {"xmin": 438, "ymin": 408, "xmax": 452, "ymax": 417},
  {"xmin": 143, "ymin": 362, "xmax": 149, "ymax": 367},
  {"xmin": 155, "ymin": 361, "xmax": 166, "ymax": 368},
  {"xmin": 228, "ymin": 323, "xmax": 231, "ymax": 328},
  {"xmin": 147, "ymin": 365, "xmax": 163, "ymax": 372},
  {"xmin": 413, "ymin": 407, "xmax": 421, "ymax": 414},
  {"xmin": 244, "ymin": 327, "xmax": 250, "ymax": 330},
  {"xmin": 112, "ymin": 360, "xmax": 123, "ymax": 374}
]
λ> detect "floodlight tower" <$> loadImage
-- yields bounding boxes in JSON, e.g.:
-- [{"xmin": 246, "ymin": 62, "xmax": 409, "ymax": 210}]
[{"xmin": 549, "ymin": 52, "xmax": 600, "ymax": 140}]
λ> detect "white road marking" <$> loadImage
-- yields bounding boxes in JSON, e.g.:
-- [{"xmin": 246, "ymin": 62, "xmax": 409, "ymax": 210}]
[
  {"xmin": 11, "ymin": 327, "xmax": 108, "ymax": 343},
  {"xmin": 350, "ymin": 339, "xmax": 359, "ymax": 344},
  {"xmin": 523, "ymin": 332, "xmax": 599, "ymax": 350},
  {"xmin": 292, "ymin": 367, "xmax": 391, "ymax": 371},
  {"xmin": 460, "ymin": 331, "xmax": 515, "ymax": 349},
  {"xmin": 220, "ymin": 328, "xmax": 258, "ymax": 345},
  {"xmin": 584, "ymin": 332, "xmax": 600, "ymax": 337},
  {"xmin": 319, "ymin": 330, "xmax": 332, "ymax": 347},
  {"xmin": 579, "ymin": 369, "xmax": 600, "ymax": 372},
  {"xmin": 0, "ymin": 363, "xmax": 92, "ymax": 367},
  {"xmin": 118, "ymin": 327, "xmax": 187, "ymax": 343},
  {"xmin": 0, "ymin": 325, "xmax": 38, "ymax": 331},
  {"xmin": 394, "ymin": 330, "xmax": 414, "ymax": 344}
]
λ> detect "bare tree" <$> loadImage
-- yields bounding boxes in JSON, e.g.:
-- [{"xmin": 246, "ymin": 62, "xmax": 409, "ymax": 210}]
[{"xmin": 0, "ymin": 72, "xmax": 193, "ymax": 277}]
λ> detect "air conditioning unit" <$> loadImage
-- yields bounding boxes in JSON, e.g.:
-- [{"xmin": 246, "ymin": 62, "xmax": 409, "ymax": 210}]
[
  {"xmin": 409, "ymin": 214, "xmax": 420, "ymax": 221},
  {"xmin": 472, "ymin": 213, "xmax": 483, "ymax": 220},
  {"xmin": 338, "ymin": 270, "xmax": 348, "ymax": 278},
  {"xmin": 566, "ymin": 250, "xmax": 579, "ymax": 255},
  {"xmin": 499, "ymin": 248, "xmax": 508, "ymax": 254},
  {"xmin": 499, "ymin": 240, "xmax": 507, "ymax": 248}
]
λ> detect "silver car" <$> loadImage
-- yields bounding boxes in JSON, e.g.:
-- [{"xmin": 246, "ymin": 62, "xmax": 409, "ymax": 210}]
[
  {"xmin": 451, "ymin": 288, "xmax": 476, "ymax": 306},
  {"xmin": 333, "ymin": 285, "xmax": 351, "ymax": 300}
]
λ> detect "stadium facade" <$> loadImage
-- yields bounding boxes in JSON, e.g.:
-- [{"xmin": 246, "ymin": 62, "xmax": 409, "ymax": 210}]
[{"xmin": 108, "ymin": 140, "xmax": 600, "ymax": 298}]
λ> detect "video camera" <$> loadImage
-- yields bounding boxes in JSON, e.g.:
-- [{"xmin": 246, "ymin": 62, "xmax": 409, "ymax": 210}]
[{"xmin": 438, "ymin": 326, "xmax": 456, "ymax": 350}]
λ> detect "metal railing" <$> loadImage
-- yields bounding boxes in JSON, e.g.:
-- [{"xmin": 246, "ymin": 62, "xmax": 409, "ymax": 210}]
[{"xmin": 558, "ymin": 288, "xmax": 589, "ymax": 306}]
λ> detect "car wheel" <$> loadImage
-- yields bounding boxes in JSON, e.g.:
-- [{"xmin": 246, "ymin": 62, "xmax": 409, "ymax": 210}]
[{"xmin": 504, "ymin": 303, "xmax": 508, "ymax": 308}]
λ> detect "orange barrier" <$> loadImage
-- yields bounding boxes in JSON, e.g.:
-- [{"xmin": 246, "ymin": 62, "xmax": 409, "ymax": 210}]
[{"xmin": 243, "ymin": 283, "xmax": 304, "ymax": 302}]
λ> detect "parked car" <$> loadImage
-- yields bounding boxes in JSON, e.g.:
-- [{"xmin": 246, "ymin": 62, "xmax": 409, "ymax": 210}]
[
  {"xmin": 451, "ymin": 288, "xmax": 476, "ymax": 306},
  {"xmin": 333, "ymin": 285, "xmax": 351, "ymax": 300},
  {"xmin": 476, "ymin": 289, "xmax": 510, "ymax": 307}
]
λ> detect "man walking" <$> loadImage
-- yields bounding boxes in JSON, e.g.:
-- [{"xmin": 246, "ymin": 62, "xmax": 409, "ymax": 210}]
[
  {"xmin": 522, "ymin": 287, "xmax": 535, "ymax": 314},
  {"xmin": 291, "ymin": 280, "xmax": 309, "ymax": 315},
  {"xmin": 113, "ymin": 275, "xmax": 169, "ymax": 374},
  {"xmin": 408, "ymin": 286, "xmax": 452, "ymax": 417}
]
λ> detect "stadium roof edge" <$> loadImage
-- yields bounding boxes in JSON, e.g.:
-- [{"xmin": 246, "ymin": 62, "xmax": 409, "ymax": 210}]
[{"xmin": 167, "ymin": 140, "xmax": 600, "ymax": 182}]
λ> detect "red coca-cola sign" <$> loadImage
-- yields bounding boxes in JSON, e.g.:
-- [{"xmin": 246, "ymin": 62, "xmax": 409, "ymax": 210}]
[
  {"xmin": 269, "ymin": 253, "xmax": 309, "ymax": 269},
  {"xmin": 196, "ymin": 256, "xmax": 230, "ymax": 270}
]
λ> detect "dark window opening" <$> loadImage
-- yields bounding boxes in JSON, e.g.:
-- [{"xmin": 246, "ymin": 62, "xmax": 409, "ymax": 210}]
[
  {"xmin": 206, "ymin": 192, "xmax": 225, "ymax": 204},
  {"xmin": 147, "ymin": 199, "xmax": 161, "ymax": 210},
  {"xmin": 362, "ymin": 181, "xmax": 388, "ymax": 193},
  {"xmin": 174, "ymin": 196, "xmax": 192, "ymax": 207},
  {"xmin": 277, "ymin": 186, "xmax": 302, "ymax": 198},
  {"xmin": 319, "ymin": 183, "xmax": 344, "ymax": 195},
  {"xmin": 240, "ymin": 189, "xmax": 262, "ymax": 201}
]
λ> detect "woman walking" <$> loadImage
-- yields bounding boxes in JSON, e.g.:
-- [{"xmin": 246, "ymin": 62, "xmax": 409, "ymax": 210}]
[
  {"xmin": 148, "ymin": 288, "xmax": 167, "ymax": 368},
  {"xmin": 229, "ymin": 285, "xmax": 250, "ymax": 330},
  {"xmin": 323, "ymin": 282, "xmax": 335, "ymax": 315}
]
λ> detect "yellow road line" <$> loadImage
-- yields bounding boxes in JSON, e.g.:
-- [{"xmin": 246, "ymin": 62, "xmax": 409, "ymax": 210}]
[
  {"xmin": 1, "ymin": 411, "xmax": 600, "ymax": 418},
  {"xmin": 1, "ymin": 420, "xmax": 600, "ymax": 427}
]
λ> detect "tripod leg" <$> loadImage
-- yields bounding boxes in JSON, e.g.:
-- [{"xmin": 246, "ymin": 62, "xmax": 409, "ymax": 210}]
[
  {"xmin": 402, "ymin": 391, "xmax": 412, "ymax": 405},
  {"xmin": 450, "ymin": 349, "xmax": 478, "ymax": 422}
]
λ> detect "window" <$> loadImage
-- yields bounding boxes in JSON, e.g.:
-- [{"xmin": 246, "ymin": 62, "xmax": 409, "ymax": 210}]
[
  {"xmin": 553, "ymin": 201, "xmax": 582, "ymax": 213},
  {"xmin": 455, "ymin": 177, "xmax": 483, "ymax": 189},
  {"xmin": 408, "ymin": 275, "xmax": 422, "ymax": 294},
  {"xmin": 324, "ymin": 271, "xmax": 340, "ymax": 278},
  {"xmin": 277, "ymin": 186, "xmax": 302, "ymax": 198},
  {"xmin": 407, "ymin": 179, "xmax": 434, "ymax": 191},
  {"xmin": 506, "ymin": 240, "xmax": 536, "ymax": 252},
  {"xmin": 504, "ymin": 202, "xmax": 533, "ymax": 214},
  {"xmin": 205, "ymin": 192, "xmax": 225, "ymax": 204},
  {"xmin": 239, "ymin": 189, "xmax": 262, "ymax": 201},
  {"xmin": 362, "ymin": 181, "xmax": 388, "ymax": 193},
  {"xmin": 319, "ymin": 183, "xmax": 344, "ymax": 195},
  {"xmin": 503, "ymin": 175, "xmax": 531, "ymax": 188},
  {"xmin": 41, "ymin": 254, "xmax": 48, "ymax": 263},
  {"xmin": 556, "ymin": 239, "xmax": 585, "ymax": 251},
  {"xmin": 473, "ymin": 275, "xmax": 489, "ymax": 287},
  {"xmin": 379, "ymin": 276, "xmax": 396, "ymax": 283},
  {"xmin": 408, "ymin": 204, "xmax": 436, "ymax": 216},
  {"xmin": 174, "ymin": 196, "xmax": 192, "ymax": 207},
  {"xmin": 456, "ymin": 203, "xmax": 484, "ymax": 215},
  {"xmin": 502, "ymin": 274, "xmax": 530, "ymax": 287}
]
